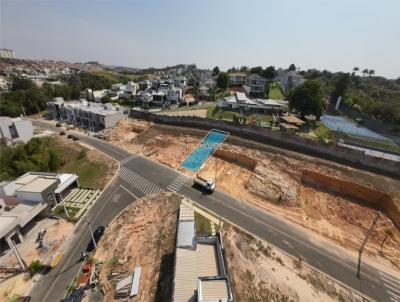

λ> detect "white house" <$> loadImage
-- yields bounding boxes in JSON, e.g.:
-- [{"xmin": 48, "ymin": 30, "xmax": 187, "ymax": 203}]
[
  {"xmin": 0, "ymin": 117, "xmax": 33, "ymax": 145},
  {"xmin": 276, "ymin": 70, "xmax": 304, "ymax": 92},
  {"xmin": 218, "ymin": 92, "xmax": 288, "ymax": 114},
  {"xmin": 166, "ymin": 87, "xmax": 183, "ymax": 104}
]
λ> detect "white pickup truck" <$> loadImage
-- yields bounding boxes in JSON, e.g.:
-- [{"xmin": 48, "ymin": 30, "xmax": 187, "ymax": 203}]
[{"xmin": 193, "ymin": 176, "xmax": 215, "ymax": 193}]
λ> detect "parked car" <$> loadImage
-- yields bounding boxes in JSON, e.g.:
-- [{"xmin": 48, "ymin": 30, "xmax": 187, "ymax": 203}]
[{"xmin": 85, "ymin": 226, "xmax": 105, "ymax": 253}]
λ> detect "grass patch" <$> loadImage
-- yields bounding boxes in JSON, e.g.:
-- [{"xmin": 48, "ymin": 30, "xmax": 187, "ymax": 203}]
[
  {"xmin": 268, "ymin": 82, "xmax": 284, "ymax": 99},
  {"xmin": 89, "ymin": 70, "xmax": 137, "ymax": 82},
  {"xmin": 54, "ymin": 138, "xmax": 110, "ymax": 189},
  {"xmin": 195, "ymin": 212, "xmax": 214, "ymax": 235},
  {"xmin": 313, "ymin": 122, "xmax": 333, "ymax": 141},
  {"xmin": 53, "ymin": 205, "xmax": 80, "ymax": 220}
]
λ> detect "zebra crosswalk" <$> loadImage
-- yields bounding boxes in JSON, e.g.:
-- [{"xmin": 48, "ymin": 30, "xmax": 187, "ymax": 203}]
[
  {"xmin": 167, "ymin": 174, "xmax": 191, "ymax": 192},
  {"xmin": 120, "ymin": 154, "xmax": 137, "ymax": 165},
  {"xmin": 119, "ymin": 166, "xmax": 163, "ymax": 196},
  {"xmin": 380, "ymin": 271, "xmax": 400, "ymax": 302}
]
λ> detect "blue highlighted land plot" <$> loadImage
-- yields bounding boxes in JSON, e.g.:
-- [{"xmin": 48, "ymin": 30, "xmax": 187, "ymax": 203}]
[{"xmin": 181, "ymin": 129, "xmax": 229, "ymax": 172}]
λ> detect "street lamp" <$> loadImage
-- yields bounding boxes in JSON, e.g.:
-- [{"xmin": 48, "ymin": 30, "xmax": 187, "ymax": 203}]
[
  {"xmin": 357, "ymin": 211, "xmax": 380, "ymax": 278},
  {"xmin": 85, "ymin": 216, "xmax": 97, "ymax": 251}
]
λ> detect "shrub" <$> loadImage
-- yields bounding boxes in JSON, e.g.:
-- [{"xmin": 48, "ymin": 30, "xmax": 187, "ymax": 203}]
[{"xmin": 28, "ymin": 260, "xmax": 43, "ymax": 277}]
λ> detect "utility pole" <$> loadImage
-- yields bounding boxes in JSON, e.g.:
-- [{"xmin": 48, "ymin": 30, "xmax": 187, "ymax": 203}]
[
  {"xmin": 20, "ymin": 104, "xmax": 26, "ymax": 117},
  {"xmin": 85, "ymin": 216, "xmax": 97, "ymax": 251},
  {"xmin": 357, "ymin": 211, "xmax": 380, "ymax": 278}
]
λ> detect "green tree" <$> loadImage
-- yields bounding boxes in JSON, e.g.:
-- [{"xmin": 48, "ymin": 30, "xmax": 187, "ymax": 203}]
[
  {"xmin": 239, "ymin": 66, "xmax": 249, "ymax": 73},
  {"xmin": 288, "ymin": 64, "xmax": 296, "ymax": 71},
  {"xmin": 11, "ymin": 77, "xmax": 34, "ymax": 91},
  {"xmin": 362, "ymin": 68, "xmax": 369, "ymax": 77},
  {"xmin": 332, "ymin": 72, "xmax": 351, "ymax": 102},
  {"xmin": 212, "ymin": 66, "xmax": 220, "ymax": 76},
  {"xmin": 101, "ymin": 95, "xmax": 112, "ymax": 104},
  {"xmin": 288, "ymin": 80, "xmax": 325, "ymax": 118},
  {"xmin": 262, "ymin": 66, "xmax": 276, "ymax": 79},
  {"xmin": 216, "ymin": 72, "xmax": 229, "ymax": 90},
  {"xmin": 368, "ymin": 69, "xmax": 375, "ymax": 77},
  {"xmin": 250, "ymin": 66, "xmax": 263, "ymax": 76}
]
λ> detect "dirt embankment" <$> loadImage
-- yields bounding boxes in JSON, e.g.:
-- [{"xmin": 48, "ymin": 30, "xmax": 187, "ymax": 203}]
[
  {"xmin": 302, "ymin": 170, "xmax": 400, "ymax": 229},
  {"xmin": 223, "ymin": 223, "xmax": 362, "ymax": 302},
  {"xmin": 94, "ymin": 192, "xmax": 180, "ymax": 301},
  {"xmin": 105, "ymin": 120, "xmax": 400, "ymax": 271}
]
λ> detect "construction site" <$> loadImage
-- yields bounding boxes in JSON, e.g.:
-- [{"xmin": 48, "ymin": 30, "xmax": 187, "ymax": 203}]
[{"xmin": 103, "ymin": 119, "xmax": 400, "ymax": 272}]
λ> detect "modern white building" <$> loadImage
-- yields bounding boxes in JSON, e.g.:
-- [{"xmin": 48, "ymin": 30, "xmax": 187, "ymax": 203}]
[
  {"xmin": 166, "ymin": 87, "xmax": 183, "ymax": 104},
  {"xmin": 0, "ymin": 172, "xmax": 79, "ymax": 256},
  {"xmin": 47, "ymin": 98, "xmax": 124, "ymax": 131},
  {"xmin": 218, "ymin": 92, "xmax": 288, "ymax": 114},
  {"xmin": 174, "ymin": 76, "xmax": 187, "ymax": 89},
  {"xmin": 0, "ymin": 117, "xmax": 33, "ymax": 145}
]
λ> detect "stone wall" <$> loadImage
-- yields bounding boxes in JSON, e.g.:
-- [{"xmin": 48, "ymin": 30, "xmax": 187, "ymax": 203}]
[
  {"xmin": 129, "ymin": 109, "xmax": 400, "ymax": 177},
  {"xmin": 302, "ymin": 170, "xmax": 400, "ymax": 229}
]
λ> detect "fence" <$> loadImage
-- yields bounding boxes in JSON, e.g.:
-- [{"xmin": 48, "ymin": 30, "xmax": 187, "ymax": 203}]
[{"xmin": 129, "ymin": 109, "xmax": 400, "ymax": 177}]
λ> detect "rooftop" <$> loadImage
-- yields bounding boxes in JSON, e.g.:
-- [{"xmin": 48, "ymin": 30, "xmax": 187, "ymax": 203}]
[
  {"xmin": 280, "ymin": 115, "xmax": 305, "ymax": 125},
  {"xmin": 173, "ymin": 243, "xmax": 219, "ymax": 302},
  {"xmin": 17, "ymin": 177, "xmax": 59, "ymax": 193}
]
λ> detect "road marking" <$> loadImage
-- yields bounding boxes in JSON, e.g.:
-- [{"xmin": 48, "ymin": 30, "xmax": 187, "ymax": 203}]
[
  {"xmin": 388, "ymin": 290, "xmax": 400, "ymax": 299},
  {"xmin": 120, "ymin": 154, "xmax": 137, "ymax": 165},
  {"xmin": 120, "ymin": 185, "xmax": 139, "ymax": 199},
  {"xmin": 119, "ymin": 166, "xmax": 163, "ymax": 196},
  {"xmin": 282, "ymin": 239, "xmax": 293, "ymax": 248},
  {"xmin": 167, "ymin": 174, "xmax": 191, "ymax": 192},
  {"xmin": 383, "ymin": 277, "xmax": 400, "ymax": 288},
  {"xmin": 385, "ymin": 283, "xmax": 400, "ymax": 294}
]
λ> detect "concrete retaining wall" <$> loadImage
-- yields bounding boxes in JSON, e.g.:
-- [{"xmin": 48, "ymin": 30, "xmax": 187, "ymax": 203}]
[
  {"xmin": 129, "ymin": 109, "xmax": 400, "ymax": 177},
  {"xmin": 302, "ymin": 170, "xmax": 400, "ymax": 229}
]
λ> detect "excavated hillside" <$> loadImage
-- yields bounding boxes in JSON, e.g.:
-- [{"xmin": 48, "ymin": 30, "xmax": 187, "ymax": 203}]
[{"xmin": 104, "ymin": 119, "xmax": 400, "ymax": 271}]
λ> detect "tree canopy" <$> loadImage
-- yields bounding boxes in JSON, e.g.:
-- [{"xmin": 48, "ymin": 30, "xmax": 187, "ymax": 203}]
[
  {"xmin": 288, "ymin": 64, "xmax": 296, "ymax": 71},
  {"xmin": 288, "ymin": 80, "xmax": 325, "ymax": 118},
  {"xmin": 0, "ymin": 137, "xmax": 63, "ymax": 180},
  {"xmin": 216, "ymin": 72, "xmax": 229, "ymax": 89},
  {"xmin": 250, "ymin": 66, "xmax": 263, "ymax": 76},
  {"xmin": 262, "ymin": 66, "xmax": 277, "ymax": 79},
  {"xmin": 212, "ymin": 66, "xmax": 220, "ymax": 76}
]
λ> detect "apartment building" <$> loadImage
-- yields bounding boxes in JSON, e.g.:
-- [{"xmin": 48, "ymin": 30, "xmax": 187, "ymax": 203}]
[
  {"xmin": 47, "ymin": 98, "xmax": 124, "ymax": 131},
  {"xmin": 0, "ymin": 117, "xmax": 33, "ymax": 145},
  {"xmin": 243, "ymin": 74, "xmax": 268, "ymax": 97},
  {"xmin": 228, "ymin": 72, "xmax": 247, "ymax": 86}
]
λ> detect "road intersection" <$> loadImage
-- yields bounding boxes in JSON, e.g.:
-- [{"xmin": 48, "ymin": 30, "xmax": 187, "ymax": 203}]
[{"xmin": 30, "ymin": 120, "xmax": 400, "ymax": 302}]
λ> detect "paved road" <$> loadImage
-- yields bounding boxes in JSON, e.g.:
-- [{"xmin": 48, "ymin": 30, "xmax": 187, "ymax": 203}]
[{"xmin": 30, "ymin": 121, "xmax": 400, "ymax": 302}]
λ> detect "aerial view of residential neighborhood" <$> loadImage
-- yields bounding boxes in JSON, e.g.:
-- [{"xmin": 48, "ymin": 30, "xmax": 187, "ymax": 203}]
[{"xmin": 1, "ymin": 1, "xmax": 400, "ymax": 302}]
